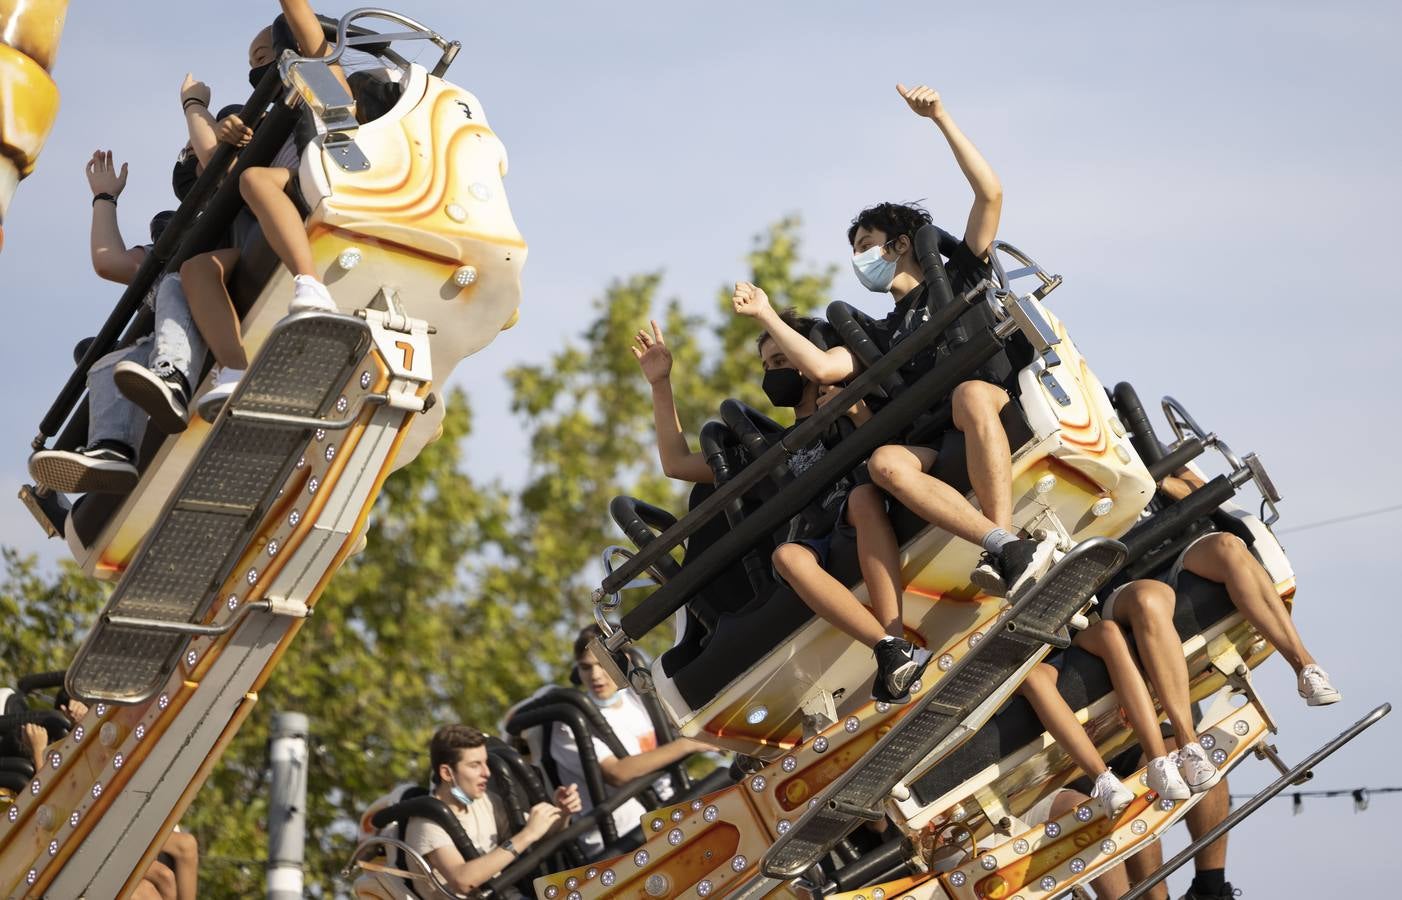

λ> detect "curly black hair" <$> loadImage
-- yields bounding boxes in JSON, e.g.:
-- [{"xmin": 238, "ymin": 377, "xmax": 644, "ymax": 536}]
[{"xmin": 846, "ymin": 201, "xmax": 934, "ymax": 248}]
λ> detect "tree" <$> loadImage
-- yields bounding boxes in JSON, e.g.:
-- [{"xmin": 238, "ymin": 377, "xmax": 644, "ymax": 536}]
[{"xmin": 0, "ymin": 218, "xmax": 834, "ymax": 896}]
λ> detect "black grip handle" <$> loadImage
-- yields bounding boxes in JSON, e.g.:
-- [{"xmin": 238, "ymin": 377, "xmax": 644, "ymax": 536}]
[
  {"xmin": 699, "ymin": 420, "xmax": 741, "ymax": 485},
  {"xmin": 1113, "ymin": 382, "xmax": 1164, "ymax": 466},
  {"xmin": 608, "ymin": 497, "xmax": 682, "ymax": 580},
  {"xmin": 16, "ymin": 671, "xmax": 66, "ymax": 693},
  {"xmin": 826, "ymin": 302, "xmax": 903, "ymax": 399},
  {"xmin": 914, "ymin": 224, "xmax": 956, "ymax": 311},
  {"xmin": 719, "ymin": 399, "xmax": 785, "ymax": 463},
  {"xmin": 1147, "ymin": 437, "xmax": 1205, "ymax": 483}
]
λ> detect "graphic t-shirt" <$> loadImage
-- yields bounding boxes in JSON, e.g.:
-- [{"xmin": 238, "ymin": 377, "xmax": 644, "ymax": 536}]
[{"xmin": 549, "ymin": 690, "xmax": 674, "ymax": 857}]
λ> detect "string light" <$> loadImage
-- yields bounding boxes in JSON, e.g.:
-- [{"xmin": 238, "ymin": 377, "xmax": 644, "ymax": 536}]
[{"xmin": 1231, "ymin": 785, "xmax": 1400, "ymax": 815}]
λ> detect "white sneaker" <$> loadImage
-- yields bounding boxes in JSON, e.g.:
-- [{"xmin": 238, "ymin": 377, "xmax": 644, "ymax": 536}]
[
  {"xmin": 1298, "ymin": 665, "xmax": 1341, "ymax": 706},
  {"xmin": 1175, "ymin": 743, "xmax": 1222, "ymax": 794},
  {"xmin": 290, "ymin": 275, "xmax": 337, "ymax": 313},
  {"xmin": 1146, "ymin": 755, "xmax": 1191, "ymax": 801},
  {"xmin": 1091, "ymin": 771, "xmax": 1135, "ymax": 820},
  {"xmin": 196, "ymin": 368, "xmax": 243, "ymax": 423}
]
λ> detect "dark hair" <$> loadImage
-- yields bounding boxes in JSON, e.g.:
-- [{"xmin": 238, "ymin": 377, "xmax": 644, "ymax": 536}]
[
  {"xmin": 756, "ymin": 308, "xmax": 819, "ymax": 356},
  {"xmin": 428, "ymin": 724, "xmax": 487, "ymax": 784},
  {"xmin": 574, "ymin": 624, "xmax": 603, "ymax": 661},
  {"xmin": 846, "ymin": 201, "xmax": 933, "ymax": 248}
]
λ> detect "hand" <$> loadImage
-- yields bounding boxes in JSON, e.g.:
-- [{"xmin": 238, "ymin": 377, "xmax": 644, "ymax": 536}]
[
  {"xmin": 215, "ymin": 114, "xmax": 254, "ymax": 147},
  {"xmin": 731, "ymin": 282, "xmax": 772, "ymax": 320},
  {"xmin": 85, "ymin": 150, "xmax": 129, "ymax": 198},
  {"xmin": 180, "ymin": 73, "xmax": 211, "ymax": 108},
  {"xmin": 553, "ymin": 783, "xmax": 582, "ymax": 815},
  {"xmin": 896, "ymin": 83, "xmax": 946, "ymax": 122},
  {"xmin": 816, "ymin": 384, "xmax": 868, "ymax": 420},
  {"xmin": 523, "ymin": 801, "xmax": 563, "ymax": 839},
  {"xmin": 60, "ymin": 699, "xmax": 88, "ymax": 723},
  {"xmin": 21, "ymin": 723, "xmax": 47, "ymax": 763},
  {"xmin": 630, "ymin": 320, "xmax": 673, "ymax": 385}
]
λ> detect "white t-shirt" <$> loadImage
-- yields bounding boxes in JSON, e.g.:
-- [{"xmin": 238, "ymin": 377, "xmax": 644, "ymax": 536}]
[
  {"xmin": 549, "ymin": 690, "xmax": 674, "ymax": 856},
  {"xmin": 404, "ymin": 792, "xmax": 500, "ymax": 862}
]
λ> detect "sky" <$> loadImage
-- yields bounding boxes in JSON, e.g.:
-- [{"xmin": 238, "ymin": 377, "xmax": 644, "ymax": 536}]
[{"xmin": 3, "ymin": 0, "xmax": 1401, "ymax": 894}]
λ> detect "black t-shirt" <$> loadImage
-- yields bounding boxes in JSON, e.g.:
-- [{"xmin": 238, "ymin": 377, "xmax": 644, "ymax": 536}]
[
  {"xmin": 781, "ymin": 416, "xmax": 857, "ymax": 541},
  {"xmin": 865, "ymin": 240, "xmax": 1015, "ymax": 390}
]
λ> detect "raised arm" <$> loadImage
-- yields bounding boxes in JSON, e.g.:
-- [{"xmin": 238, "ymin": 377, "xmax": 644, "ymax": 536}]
[
  {"xmin": 180, "ymin": 74, "xmax": 219, "ymax": 168},
  {"xmin": 632, "ymin": 321, "xmax": 714, "ymax": 484},
  {"xmin": 278, "ymin": 0, "xmax": 351, "ymax": 91},
  {"xmin": 897, "ymin": 84, "xmax": 1003, "ymax": 259},
  {"xmin": 85, "ymin": 151, "xmax": 146, "ymax": 285},
  {"xmin": 732, "ymin": 283, "xmax": 855, "ymax": 384}
]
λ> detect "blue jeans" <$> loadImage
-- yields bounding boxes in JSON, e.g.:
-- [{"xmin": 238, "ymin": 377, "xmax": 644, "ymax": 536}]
[{"xmin": 86, "ymin": 274, "xmax": 206, "ymax": 451}]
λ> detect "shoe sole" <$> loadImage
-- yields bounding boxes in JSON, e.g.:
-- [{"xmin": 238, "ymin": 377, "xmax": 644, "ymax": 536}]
[
  {"xmin": 969, "ymin": 564, "xmax": 1008, "ymax": 597},
  {"xmin": 1003, "ymin": 539, "xmax": 1059, "ymax": 600},
  {"xmin": 113, "ymin": 364, "xmax": 188, "ymax": 434},
  {"xmin": 1304, "ymin": 690, "xmax": 1342, "ymax": 706},
  {"xmin": 1184, "ymin": 766, "xmax": 1223, "ymax": 794},
  {"xmin": 30, "ymin": 454, "xmax": 138, "ymax": 494}
]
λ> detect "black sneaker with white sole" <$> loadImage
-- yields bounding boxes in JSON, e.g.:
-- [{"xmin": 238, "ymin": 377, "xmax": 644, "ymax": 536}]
[
  {"xmin": 969, "ymin": 536, "xmax": 1057, "ymax": 598},
  {"xmin": 29, "ymin": 441, "xmax": 139, "ymax": 494},
  {"xmin": 872, "ymin": 638, "xmax": 934, "ymax": 703},
  {"xmin": 113, "ymin": 361, "xmax": 190, "ymax": 434}
]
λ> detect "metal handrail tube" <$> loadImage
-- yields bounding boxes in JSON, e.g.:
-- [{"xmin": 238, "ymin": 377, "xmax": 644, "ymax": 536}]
[
  {"xmin": 599, "ymin": 280, "xmax": 991, "ymax": 596},
  {"xmin": 1119, "ymin": 470, "xmax": 1249, "ymax": 567},
  {"xmin": 618, "ymin": 325, "xmax": 1004, "ymax": 640},
  {"xmin": 36, "ymin": 66, "xmax": 290, "ymax": 445}
]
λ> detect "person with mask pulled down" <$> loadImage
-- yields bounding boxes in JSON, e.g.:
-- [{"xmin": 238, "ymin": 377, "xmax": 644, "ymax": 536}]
[
  {"xmin": 631, "ymin": 312, "xmax": 930, "ymax": 702},
  {"xmin": 407, "ymin": 724, "xmax": 580, "ymax": 897},
  {"xmin": 732, "ymin": 85, "xmax": 1056, "ymax": 697}
]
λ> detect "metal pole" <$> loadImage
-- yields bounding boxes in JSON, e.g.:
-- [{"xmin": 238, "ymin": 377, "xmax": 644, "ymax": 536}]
[
  {"xmin": 267, "ymin": 712, "xmax": 310, "ymax": 899},
  {"xmin": 1122, "ymin": 702, "xmax": 1391, "ymax": 900}
]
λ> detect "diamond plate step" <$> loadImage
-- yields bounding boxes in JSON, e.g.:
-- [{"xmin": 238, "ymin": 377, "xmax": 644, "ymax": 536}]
[
  {"xmin": 66, "ymin": 313, "xmax": 373, "ymax": 703},
  {"xmin": 760, "ymin": 537, "xmax": 1127, "ymax": 879}
]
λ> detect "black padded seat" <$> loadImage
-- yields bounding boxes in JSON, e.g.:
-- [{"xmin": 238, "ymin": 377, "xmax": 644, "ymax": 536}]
[
  {"xmin": 664, "ymin": 401, "xmax": 1034, "ymax": 709},
  {"xmin": 908, "ymin": 570, "xmax": 1236, "ymax": 806}
]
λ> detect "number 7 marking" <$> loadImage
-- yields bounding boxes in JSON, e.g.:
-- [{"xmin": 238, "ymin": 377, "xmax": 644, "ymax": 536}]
[{"xmin": 394, "ymin": 340, "xmax": 415, "ymax": 371}]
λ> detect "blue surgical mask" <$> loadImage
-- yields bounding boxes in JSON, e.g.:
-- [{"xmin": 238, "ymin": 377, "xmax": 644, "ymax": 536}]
[
  {"xmin": 449, "ymin": 777, "xmax": 474, "ymax": 806},
  {"xmin": 852, "ymin": 240, "xmax": 898, "ymax": 293}
]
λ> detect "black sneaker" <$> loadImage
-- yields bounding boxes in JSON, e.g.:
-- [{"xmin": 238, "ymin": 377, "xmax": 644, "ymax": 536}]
[
  {"xmin": 114, "ymin": 361, "xmax": 190, "ymax": 434},
  {"xmin": 969, "ymin": 536, "xmax": 1057, "ymax": 599},
  {"xmin": 29, "ymin": 442, "xmax": 138, "ymax": 494},
  {"xmin": 872, "ymin": 638, "xmax": 934, "ymax": 703},
  {"xmin": 1181, "ymin": 883, "xmax": 1241, "ymax": 899}
]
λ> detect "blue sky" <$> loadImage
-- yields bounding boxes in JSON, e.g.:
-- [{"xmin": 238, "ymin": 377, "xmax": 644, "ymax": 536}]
[{"xmin": 3, "ymin": 1, "xmax": 1400, "ymax": 893}]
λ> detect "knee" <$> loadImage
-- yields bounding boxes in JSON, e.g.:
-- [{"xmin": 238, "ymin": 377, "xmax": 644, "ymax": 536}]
[
  {"xmin": 951, "ymin": 381, "xmax": 1003, "ymax": 430},
  {"xmin": 239, "ymin": 165, "xmax": 274, "ymax": 200},
  {"xmin": 143, "ymin": 861, "xmax": 176, "ymax": 898},
  {"xmin": 868, "ymin": 446, "xmax": 907, "ymax": 489},
  {"xmin": 846, "ymin": 483, "xmax": 883, "ymax": 520},
  {"xmin": 772, "ymin": 543, "xmax": 810, "ymax": 577},
  {"xmin": 1095, "ymin": 619, "xmax": 1130, "ymax": 654},
  {"xmin": 1020, "ymin": 662, "xmax": 1057, "ymax": 695},
  {"xmin": 1121, "ymin": 582, "xmax": 1175, "ymax": 628},
  {"xmin": 167, "ymin": 829, "xmax": 198, "ymax": 861},
  {"xmin": 1199, "ymin": 533, "xmax": 1250, "ymax": 566}
]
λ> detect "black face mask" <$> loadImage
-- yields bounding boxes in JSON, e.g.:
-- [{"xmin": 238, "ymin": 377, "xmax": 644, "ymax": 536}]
[
  {"xmin": 248, "ymin": 62, "xmax": 275, "ymax": 89},
  {"xmin": 762, "ymin": 368, "xmax": 807, "ymax": 408}
]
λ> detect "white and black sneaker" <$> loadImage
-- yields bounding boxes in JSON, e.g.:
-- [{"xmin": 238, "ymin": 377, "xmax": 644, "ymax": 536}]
[
  {"xmin": 872, "ymin": 638, "xmax": 934, "ymax": 703},
  {"xmin": 29, "ymin": 441, "xmax": 138, "ymax": 494},
  {"xmin": 970, "ymin": 536, "xmax": 1058, "ymax": 599},
  {"xmin": 113, "ymin": 362, "xmax": 190, "ymax": 434}
]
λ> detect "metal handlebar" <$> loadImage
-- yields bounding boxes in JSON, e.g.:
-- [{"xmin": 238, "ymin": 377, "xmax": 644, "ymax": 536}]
[{"xmin": 282, "ymin": 7, "xmax": 459, "ymax": 80}]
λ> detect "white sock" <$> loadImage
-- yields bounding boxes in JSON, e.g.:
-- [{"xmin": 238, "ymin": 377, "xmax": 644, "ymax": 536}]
[
  {"xmin": 876, "ymin": 636, "xmax": 897, "ymax": 646},
  {"xmin": 981, "ymin": 528, "xmax": 1016, "ymax": 555}
]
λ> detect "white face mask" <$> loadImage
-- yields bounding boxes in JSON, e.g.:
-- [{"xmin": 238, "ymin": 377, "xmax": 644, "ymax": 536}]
[{"xmin": 852, "ymin": 240, "xmax": 898, "ymax": 292}]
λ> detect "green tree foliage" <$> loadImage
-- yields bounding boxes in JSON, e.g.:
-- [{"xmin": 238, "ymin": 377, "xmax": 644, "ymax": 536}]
[{"xmin": 0, "ymin": 219, "xmax": 833, "ymax": 896}]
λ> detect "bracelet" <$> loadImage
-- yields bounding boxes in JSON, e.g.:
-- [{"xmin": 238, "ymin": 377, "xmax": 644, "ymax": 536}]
[
  {"xmin": 92, "ymin": 193, "xmax": 118, "ymax": 207},
  {"xmin": 183, "ymin": 97, "xmax": 207, "ymax": 111}
]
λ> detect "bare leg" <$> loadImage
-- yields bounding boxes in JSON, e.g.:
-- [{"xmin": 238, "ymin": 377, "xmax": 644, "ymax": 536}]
[
  {"xmin": 1018, "ymin": 664, "xmax": 1109, "ymax": 777},
  {"xmin": 774, "ymin": 543, "xmax": 887, "ymax": 647},
  {"xmin": 869, "ymin": 444, "xmax": 999, "ymax": 546},
  {"xmin": 136, "ymin": 860, "xmax": 177, "ymax": 900},
  {"xmin": 846, "ymin": 483, "xmax": 904, "ymax": 637},
  {"xmin": 1181, "ymin": 534, "xmax": 1314, "ymax": 673},
  {"xmin": 1048, "ymin": 791, "xmax": 1132, "ymax": 899},
  {"xmin": 1074, "ymin": 620, "xmax": 1169, "ymax": 760},
  {"xmin": 239, "ymin": 166, "xmax": 316, "ymax": 277},
  {"xmin": 1125, "ymin": 839, "xmax": 1168, "ymax": 900},
  {"xmin": 1186, "ymin": 776, "xmax": 1230, "ymax": 871},
  {"xmin": 1112, "ymin": 581, "xmax": 1199, "ymax": 746},
  {"xmin": 180, "ymin": 250, "xmax": 248, "ymax": 370},
  {"xmin": 951, "ymin": 380, "xmax": 1013, "ymax": 529}
]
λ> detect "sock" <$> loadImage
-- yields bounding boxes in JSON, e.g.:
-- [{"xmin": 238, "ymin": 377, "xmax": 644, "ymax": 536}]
[
  {"xmin": 1192, "ymin": 869, "xmax": 1226, "ymax": 895},
  {"xmin": 875, "ymin": 636, "xmax": 897, "ymax": 646},
  {"xmin": 981, "ymin": 528, "xmax": 1016, "ymax": 555}
]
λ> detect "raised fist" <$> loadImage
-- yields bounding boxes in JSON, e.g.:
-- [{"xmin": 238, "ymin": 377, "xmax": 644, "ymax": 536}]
[
  {"xmin": 731, "ymin": 282, "xmax": 772, "ymax": 319},
  {"xmin": 896, "ymin": 83, "xmax": 945, "ymax": 121},
  {"xmin": 180, "ymin": 73, "xmax": 211, "ymax": 108}
]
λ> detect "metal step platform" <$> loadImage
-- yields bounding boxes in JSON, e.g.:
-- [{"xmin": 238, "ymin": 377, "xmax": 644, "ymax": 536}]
[
  {"xmin": 760, "ymin": 537, "xmax": 1127, "ymax": 879},
  {"xmin": 65, "ymin": 311, "xmax": 373, "ymax": 704}
]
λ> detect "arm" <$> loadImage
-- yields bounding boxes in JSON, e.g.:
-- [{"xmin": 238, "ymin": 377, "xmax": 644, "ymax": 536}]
[
  {"xmin": 85, "ymin": 150, "xmax": 146, "ymax": 284},
  {"xmin": 897, "ymin": 84, "xmax": 1003, "ymax": 259},
  {"xmin": 632, "ymin": 321, "xmax": 714, "ymax": 483},
  {"xmin": 598, "ymin": 736, "xmax": 706, "ymax": 787},
  {"xmin": 1159, "ymin": 466, "xmax": 1207, "ymax": 501},
  {"xmin": 278, "ymin": 0, "xmax": 351, "ymax": 92},
  {"xmin": 732, "ymin": 283, "xmax": 856, "ymax": 383},
  {"xmin": 180, "ymin": 74, "xmax": 218, "ymax": 168},
  {"xmin": 427, "ymin": 803, "xmax": 561, "ymax": 893}
]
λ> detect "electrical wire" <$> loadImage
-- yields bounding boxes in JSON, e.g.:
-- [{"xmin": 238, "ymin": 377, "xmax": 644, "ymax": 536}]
[{"xmin": 1276, "ymin": 503, "xmax": 1402, "ymax": 535}]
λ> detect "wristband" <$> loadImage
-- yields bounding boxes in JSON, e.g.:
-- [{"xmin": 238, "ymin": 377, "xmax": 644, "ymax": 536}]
[
  {"xmin": 500, "ymin": 839, "xmax": 519, "ymax": 858},
  {"xmin": 183, "ymin": 97, "xmax": 207, "ymax": 111},
  {"xmin": 92, "ymin": 193, "xmax": 117, "ymax": 207}
]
